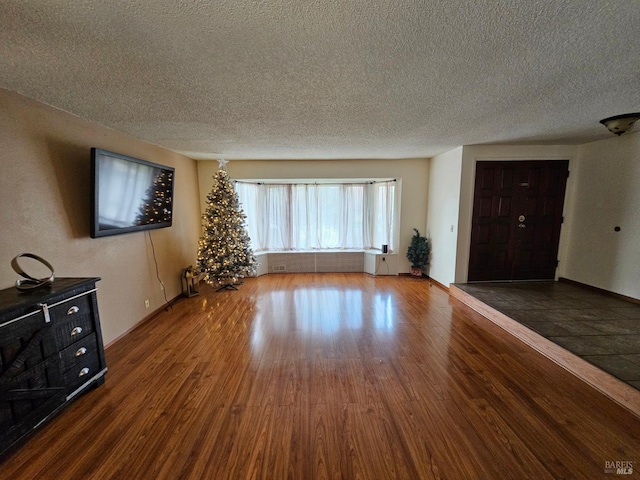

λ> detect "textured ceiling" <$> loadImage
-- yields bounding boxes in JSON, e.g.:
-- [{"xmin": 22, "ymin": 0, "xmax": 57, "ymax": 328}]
[{"xmin": 1, "ymin": 1, "xmax": 639, "ymax": 160}]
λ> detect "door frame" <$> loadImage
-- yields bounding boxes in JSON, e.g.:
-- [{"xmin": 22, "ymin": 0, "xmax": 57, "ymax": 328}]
[
  {"xmin": 455, "ymin": 155, "xmax": 574, "ymax": 284},
  {"xmin": 467, "ymin": 160, "xmax": 569, "ymax": 282}
]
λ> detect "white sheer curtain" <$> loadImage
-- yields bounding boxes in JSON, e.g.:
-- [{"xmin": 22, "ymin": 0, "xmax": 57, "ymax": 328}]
[
  {"xmin": 235, "ymin": 182, "xmax": 263, "ymax": 247},
  {"xmin": 235, "ymin": 180, "xmax": 395, "ymax": 252},
  {"xmin": 265, "ymin": 185, "xmax": 290, "ymax": 250},
  {"xmin": 365, "ymin": 181, "xmax": 395, "ymax": 250},
  {"xmin": 98, "ymin": 158, "xmax": 155, "ymax": 228}
]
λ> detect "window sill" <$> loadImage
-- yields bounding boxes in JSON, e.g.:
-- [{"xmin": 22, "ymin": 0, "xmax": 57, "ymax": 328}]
[{"xmin": 252, "ymin": 250, "xmax": 397, "ymax": 276}]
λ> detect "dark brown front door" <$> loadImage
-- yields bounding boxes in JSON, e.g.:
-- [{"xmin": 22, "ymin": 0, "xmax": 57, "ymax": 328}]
[{"xmin": 468, "ymin": 160, "xmax": 569, "ymax": 281}]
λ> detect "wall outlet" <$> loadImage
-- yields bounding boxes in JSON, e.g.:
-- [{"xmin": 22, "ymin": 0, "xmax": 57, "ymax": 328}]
[{"xmin": 144, "ymin": 299, "xmax": 150, "ymax": 309}]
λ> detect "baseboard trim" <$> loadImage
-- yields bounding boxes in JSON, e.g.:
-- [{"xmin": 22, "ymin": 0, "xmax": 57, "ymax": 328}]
[
  {"xmin": 427, "ymin": 277, "xmax": 449, "ymax": 292},
  {"xmin": 104, "ymin": 294, "xmax": 182, "ymax": 349},
  {"xmin": 559, "ymin": 277, "xmax": 640, "ymax": 305},
  {"xmin": 395, "ymin": 273, "xmax": 448, "ymax": 291},
  {"xmin": 449, "ymin": 284, "xmax": 640, "ymax": 418}
]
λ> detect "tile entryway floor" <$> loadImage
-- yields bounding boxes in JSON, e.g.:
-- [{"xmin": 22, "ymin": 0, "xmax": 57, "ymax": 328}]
[{"xmin": 453, "ymin": 281, "xmax": 640, "ymax": 390}]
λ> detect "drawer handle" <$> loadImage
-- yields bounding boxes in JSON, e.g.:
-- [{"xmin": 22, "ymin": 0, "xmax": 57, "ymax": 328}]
[
  {"xmin": 78, "ymin": 367, "xmax": 90, "ymax": 377},
  {"xmin": 67, "ymin": 305, "xmax": 80, "ymax": 315},
  {"xmin": 75, "ymin": 347, "xmax": 87, "ymax": 357},
  {"xmin": 70, "ymin": 326, "xmax": 83, "ymax": 336}
]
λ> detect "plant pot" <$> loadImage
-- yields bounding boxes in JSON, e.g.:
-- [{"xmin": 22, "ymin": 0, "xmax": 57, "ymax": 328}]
[{"xmin": 410, "ymin": 267, "xmax": 423, "ymax": 277}]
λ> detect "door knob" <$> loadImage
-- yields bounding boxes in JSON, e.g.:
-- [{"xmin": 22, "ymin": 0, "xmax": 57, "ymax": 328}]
[
  {"xmin": 518, "ymin": 215, "xmax": 526, "ymax": 222},
  {"xmin": 519, "ymin": 223, "xmax": 526, "ymax": 228}
]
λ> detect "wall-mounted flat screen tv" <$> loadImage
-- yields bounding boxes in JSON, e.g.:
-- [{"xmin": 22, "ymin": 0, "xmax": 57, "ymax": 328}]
[{"xmin": 91, "ymin": 148, "xmax": 175, "ymax": 238}]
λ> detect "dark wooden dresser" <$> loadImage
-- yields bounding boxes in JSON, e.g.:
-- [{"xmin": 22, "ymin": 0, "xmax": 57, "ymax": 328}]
[{"xmin": 0, "ymin": 278, "xmax": 107, "ymax": 458}]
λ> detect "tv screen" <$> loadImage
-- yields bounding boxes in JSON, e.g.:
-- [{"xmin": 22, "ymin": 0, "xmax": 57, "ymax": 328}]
[{"xmin": 91, "ymin": 148, "xmax": 175, "ymax": 238}]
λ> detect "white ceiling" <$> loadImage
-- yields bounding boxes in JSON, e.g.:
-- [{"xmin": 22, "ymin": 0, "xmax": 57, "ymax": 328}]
[{"xmin": 1, "ymin": 1, "xmax": 639, "ymax": 160}]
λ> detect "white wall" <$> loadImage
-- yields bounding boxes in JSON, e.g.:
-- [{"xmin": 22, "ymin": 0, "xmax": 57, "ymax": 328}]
[
  {"xmin": 0, "ymin": 89, "xmax": 202, "ymax": 344},
  {"xmin": 455, "ymin": 144, "xmax": 578, "ymax": 283},
  {"xmin": 562, "ymin": 132, "xmax": 640, "ymax": 299},
  {"xmin": 426, "ymin": 147, "xmax": 462, "ymax": 287},
  {"xmin": 198, "ymin": 158, "xmax": 429, "ymax": 274}
]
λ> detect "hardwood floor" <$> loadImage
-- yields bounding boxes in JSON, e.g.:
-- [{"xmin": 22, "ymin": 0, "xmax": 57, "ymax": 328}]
[{"xmin": 2, "ymin": 273, "xmax": 639, "ymax": 479}]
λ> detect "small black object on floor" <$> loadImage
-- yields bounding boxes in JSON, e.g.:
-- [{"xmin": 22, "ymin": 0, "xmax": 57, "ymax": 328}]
[{"xmin": 216, "ymin": 282, "xmax": 244, "ymax": 292}]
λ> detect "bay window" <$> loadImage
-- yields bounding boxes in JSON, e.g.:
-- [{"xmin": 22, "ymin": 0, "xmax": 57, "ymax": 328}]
[{"xmin": 235, "ymin": 180, "xmax": 396, "ymax": 252}]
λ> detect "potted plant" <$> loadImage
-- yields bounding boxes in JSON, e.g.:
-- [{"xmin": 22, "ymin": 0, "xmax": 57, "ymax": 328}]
[{"xmin": 406, "ymin": 228, "xmax": 430, "ymax": 277}]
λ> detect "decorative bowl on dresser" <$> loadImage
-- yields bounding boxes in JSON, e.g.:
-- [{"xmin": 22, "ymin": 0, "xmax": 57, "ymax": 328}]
[{"xmin": 0, "ymin": 278, "xmax": 107, "ymax": 458}]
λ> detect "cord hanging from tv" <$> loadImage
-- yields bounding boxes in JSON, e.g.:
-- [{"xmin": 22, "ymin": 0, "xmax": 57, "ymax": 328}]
[{"xmin": 90, "ymin": 148, "xmax": 175, "ymax": 238}]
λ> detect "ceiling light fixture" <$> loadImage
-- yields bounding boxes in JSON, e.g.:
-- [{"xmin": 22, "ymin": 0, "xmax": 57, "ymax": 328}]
[{"xmin": 599, "ymin": 112, "xmax": 640, "ymax": 136}]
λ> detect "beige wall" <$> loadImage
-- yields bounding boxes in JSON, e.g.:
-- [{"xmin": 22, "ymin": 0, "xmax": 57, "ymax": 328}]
[
  {"xmin": 198, "ymin": 158, "xmax": 429, "ymax": 273},
  {"xmin": 426, "ymin": 147, "xmax": 462, "ymax": 287},
  {"xmin": 0, "ymin": 89, "xmax": 202, "ymax": 344},
  {"xmin": 562, "ymin": 132, "xmax": 640, "ymax": 299}
]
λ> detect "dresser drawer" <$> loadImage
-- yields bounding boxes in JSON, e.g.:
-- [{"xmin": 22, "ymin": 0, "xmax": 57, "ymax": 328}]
[
  {"xmin": 63, "ymin": 351, "xmax": 101, "ymax": 394},
  {"xmin": 59, "ymin": 334, "xmax": 98, "ymax": 373},
  {"xmin": 53, "ymin": 314, "xmax": 95, "ymax": 350},
  {"xmin": 48, "ymin": 291, "xmax": 93, "ymax": 323}
]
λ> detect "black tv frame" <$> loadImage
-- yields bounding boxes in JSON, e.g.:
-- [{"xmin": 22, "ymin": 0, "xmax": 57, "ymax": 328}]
[{"xmin": 90, "ymin": 148, "xmax": 175, "ymax": 238}]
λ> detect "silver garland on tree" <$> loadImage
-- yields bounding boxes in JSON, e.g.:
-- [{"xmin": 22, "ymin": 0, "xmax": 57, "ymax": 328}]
[{"xmin": 197, "ymin": 159, "xmax": 257, "ymax": 288}]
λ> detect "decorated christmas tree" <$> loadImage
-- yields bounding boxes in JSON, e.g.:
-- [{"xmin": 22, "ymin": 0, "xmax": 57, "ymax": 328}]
[
  {"xmin": 197, "ymin": 159, "xmax": 257, "ymax": 290},
  {"xmin": 136, "ymin": 170, "xmax": 173, "ymax": 226}
]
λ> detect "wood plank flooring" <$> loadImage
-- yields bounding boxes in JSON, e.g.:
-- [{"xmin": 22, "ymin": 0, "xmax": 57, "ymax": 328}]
[
  {"xmin": 2, "ymin": 273, "xmax": 639, "ymax": 479},
  {"xmin": 450, "ymin": 283, "xmax": 640, "ymax": 416}
]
